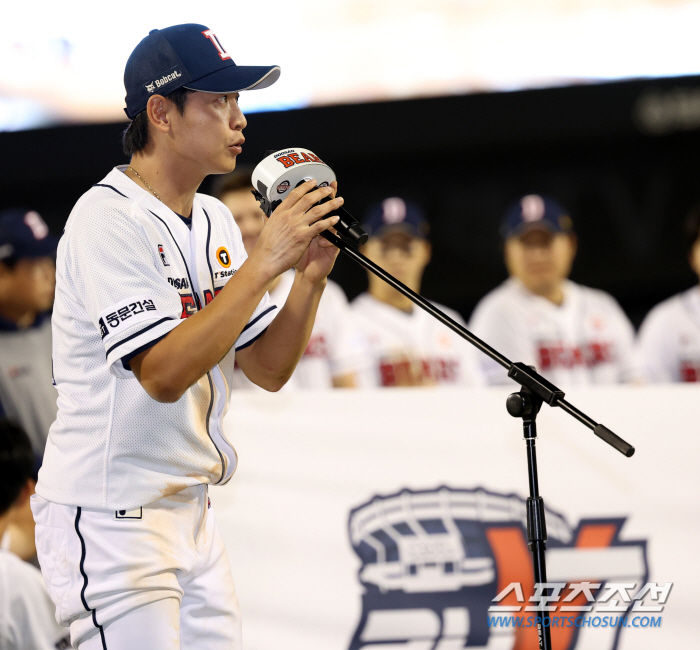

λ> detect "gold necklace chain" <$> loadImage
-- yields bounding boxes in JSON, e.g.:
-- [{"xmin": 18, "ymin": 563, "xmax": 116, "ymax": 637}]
[{"xmin": 128, "ymin": 166, "xmax": 161, "ymax": 202}]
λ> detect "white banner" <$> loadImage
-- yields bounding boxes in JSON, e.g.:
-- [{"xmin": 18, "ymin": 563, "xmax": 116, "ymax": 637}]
[{"xmin": 212, "ymin": 385, "xmax": 700, "ymax": 649}]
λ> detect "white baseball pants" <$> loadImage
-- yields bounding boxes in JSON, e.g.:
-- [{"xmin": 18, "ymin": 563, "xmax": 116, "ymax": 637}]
[{"xmin": 31, "ymin": 484, "xmax": 241, "ymax": 649}]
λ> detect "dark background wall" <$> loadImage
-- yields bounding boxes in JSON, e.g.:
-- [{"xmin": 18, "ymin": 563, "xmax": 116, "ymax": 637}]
[{"xmin": 3, "ymin": 75, "xmax": 700, "ymax": 327}]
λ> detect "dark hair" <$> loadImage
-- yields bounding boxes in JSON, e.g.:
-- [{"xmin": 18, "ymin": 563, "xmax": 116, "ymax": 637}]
[
  {"xmin": 122, "ymin": 87, "xmax": 195, "ymax": 158},
  {"xmin": 685, "ymin": 202, "xmax": 700, "ymax": 257},
  {"xmin": 211, "ymin": 167, "xmax": 254, "ymax": 200},
  {"xmin": 0, "ymin": 419, "xmax": 34, "ymax": 515}
]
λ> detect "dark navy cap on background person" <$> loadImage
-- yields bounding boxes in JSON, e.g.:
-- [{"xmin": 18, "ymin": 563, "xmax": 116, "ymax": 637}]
[
  {"xmin": 0, "ymin": 209, "xmax": 58, "ymax": 262},
  {"xmin": 362, "ymin": 197, "xmax": 430, "ymax": 239},
  {"xmin": 500, "ymin": 194, "xmax": 573, "ymax": 239},
  {"xmin": 124, "ymin": 23, "xmax": 281, "ymax": 119}
]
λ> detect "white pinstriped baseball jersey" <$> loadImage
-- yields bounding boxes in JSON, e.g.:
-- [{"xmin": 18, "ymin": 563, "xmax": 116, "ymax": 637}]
[
  {"xmin": 469, "ymin": 277, "xmax": 638, "ymax": 385},
  {"xmin": 636, "ymin": 286, "xmax": 700, "ymax": 382},
  {"xmin": 350, "ymin": 293, "xmax": 484, "ymax": 387},
  {"xmin": 37, "ymin": 166, "xmax": 277, "ymax": 511}
]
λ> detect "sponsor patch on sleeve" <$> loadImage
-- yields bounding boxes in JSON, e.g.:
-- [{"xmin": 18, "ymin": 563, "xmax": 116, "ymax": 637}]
[{"xmin": 98, "ymin": 295, "xmax": 164, "ymax": 342}]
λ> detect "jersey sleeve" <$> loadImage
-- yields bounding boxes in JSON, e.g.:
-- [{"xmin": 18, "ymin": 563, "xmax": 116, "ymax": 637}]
[
  {"xmin": 636, "ymin": 302, "xmax": 676, "ymax": 383},
  {"xmin": 440, "ymin": 306, "xmax": 486, "ymax": 386},
  {"xmin": 469, "ymin": 295, "xmax": 531, "ymax": 385},
  {"xmin": 321, "ymin": 283, "xmax": 366, "ymax": 379},
  {"xmin": 64, "ymin": 204, "xmax": 183, "ymax": 379},
  {"xmin": 604, "ymin": 296, "xmax": 640, "ymax": 383}
]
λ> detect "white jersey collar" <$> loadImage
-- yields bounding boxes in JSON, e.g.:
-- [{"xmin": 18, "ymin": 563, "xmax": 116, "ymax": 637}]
[{"xmin": 102, "ymin": 166, "xmax": 198, "ymax": 234}]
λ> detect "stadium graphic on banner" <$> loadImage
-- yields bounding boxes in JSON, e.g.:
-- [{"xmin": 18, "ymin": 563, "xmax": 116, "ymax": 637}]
[{"xmin": 348, "ymin": 487, "xmax": 649, "ymax": 650}]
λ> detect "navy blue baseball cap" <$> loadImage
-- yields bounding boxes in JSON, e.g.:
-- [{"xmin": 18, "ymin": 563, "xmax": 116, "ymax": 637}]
[
  {"xmin": 124, "ymin": 23, "xmax": 281, "ymax": 119},
  {"xmin": 0, "ymin": 209, "xmax": 58, "ymax": 262},
  {"xmin": 500, "ymin": 194, "xmax": 573, "ymax": 239},
  {"xmin": 362, "ymin": 198, "xmax": 430, "ymax": 239}
]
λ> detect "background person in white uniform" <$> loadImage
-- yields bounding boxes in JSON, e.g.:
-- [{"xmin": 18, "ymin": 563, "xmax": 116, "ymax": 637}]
[
  {"xmin": 469, "ymin": 194, "xmax": 638, "ymax": 386},
  {"xmin": 351, "ymin": 197, "xmax": 483, "ymax": 387},
  {"xmin": 636, "ymin": 204, "xmax": 700, "ymax": 382},
  {"xmin": 215, "ymin": 171, "xmax": 362, "ymax": 389},
  {"xmin": 0, "ymin": 419, "xmax": 70, "ymax": 650}
]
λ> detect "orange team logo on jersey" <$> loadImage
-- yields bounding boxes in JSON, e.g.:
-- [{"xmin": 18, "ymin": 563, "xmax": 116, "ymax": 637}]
[{"xmin": 216, "ymin": 246, "xmax": 232, "ymax": 268}]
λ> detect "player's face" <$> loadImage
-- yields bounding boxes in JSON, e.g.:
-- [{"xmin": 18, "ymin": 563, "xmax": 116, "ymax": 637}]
[
  {"xmin": 504, "ymin": 229, "xmax": 576, "ymax": 295},
  {"xmin": 363, "ymin": 232, "xmax": 431, "ymax": 288},
  {"xmin": 0, "ymin": 257, "xmax": 55, "ymax": 314},
  {"xmin": 169, "ymin": 92, "xmax": 246, "ymax": 176},
  {"xmin": 221, "ymin": 188, "xmax": 265, "ymax": 256}
]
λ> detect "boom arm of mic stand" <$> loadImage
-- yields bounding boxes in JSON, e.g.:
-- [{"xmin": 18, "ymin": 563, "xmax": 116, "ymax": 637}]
[{"xmin": 321, "ymin": 230, "xmax": 635, "ymax": 457}]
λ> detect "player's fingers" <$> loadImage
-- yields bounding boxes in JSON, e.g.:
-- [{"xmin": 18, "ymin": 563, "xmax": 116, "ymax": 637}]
[
  {"xmin": 279, "ymin": 179, "xmax": 322, "ymax": 211},
  {"xmin": 295, "ymin": 186, "xmax": 336, "ymax": 216},
  {"xmin": 305, "ymin": 196, "xmax": 344, "ymax": 225},
  {"xmin": 310, "ymin": 214, "xmax": 340, "ymax": 237}
]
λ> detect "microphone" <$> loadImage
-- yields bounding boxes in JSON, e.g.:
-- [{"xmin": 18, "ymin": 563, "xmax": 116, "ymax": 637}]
[{"xmin": 251, "ymin": 148, "xmax": 368, "ymax": 246}]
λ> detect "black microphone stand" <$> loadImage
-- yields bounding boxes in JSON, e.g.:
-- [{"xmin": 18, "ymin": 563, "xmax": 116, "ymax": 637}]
[{"xmin": 320, "ymin": 230, "xmax": 635, "ymax": 650}]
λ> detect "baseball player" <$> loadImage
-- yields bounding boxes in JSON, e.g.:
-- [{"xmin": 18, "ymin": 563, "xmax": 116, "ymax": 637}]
[
  {"xmin": 351, "ymin": 198, "xmax": 483, "ymax": 387},
  {"xmin": 469, "ymin": 194, "xmax": 638, "ymax": 386},
  {"xmin": 0, "ymin": 209, "xmax": 57, "ymax": 565},
  {"xmin": 31, "ymin": 24, "xmax": 344, "ymax": 650},
  {"xmin": 215, "ymin": 172, "xmax": 362, "ymax": 389},
  {"xmin": 636, "ymin": 204, "xmax": 700, "ymax": 382},
  {"xmin": 0, "ymin": 419, "xmax": 70, "ymax": 650},
  {"xmin": 0, "ymin": 209, "xmax": 58, "ymax": 456}
]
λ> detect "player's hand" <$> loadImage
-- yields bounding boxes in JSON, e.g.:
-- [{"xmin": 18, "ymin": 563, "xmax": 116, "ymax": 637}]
[
  {"xmin": 293, "ymin": 181, "xmax": 341, "ymax": 283},
  {"xmin": 249, "ymin": 179, "xmax": 343, "ymax": 283}
]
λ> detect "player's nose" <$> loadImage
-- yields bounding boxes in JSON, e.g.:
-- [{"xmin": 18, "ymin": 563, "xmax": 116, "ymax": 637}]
[{"xmin": 231, "ymin": 102, "xmax": 247, "ymax": 131}]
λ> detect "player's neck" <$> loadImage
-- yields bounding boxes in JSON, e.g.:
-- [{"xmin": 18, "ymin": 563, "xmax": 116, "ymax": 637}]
[
  {"xmin": 521, "ymin": 279, "xmax": 565, "ymax": 306},
  {"xmin": 369, "ymin": 284, "xmax": 417, "ymax": 313},
  {"xmin": 0, "ymin": 511, "xmax": 10, "ymax": 541},
  {"xmin": 127, "ymin": 153, "xmax": 202, "ymax": 218}
]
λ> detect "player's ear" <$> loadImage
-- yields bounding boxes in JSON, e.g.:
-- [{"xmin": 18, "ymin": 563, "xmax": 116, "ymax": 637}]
[
  {"xmin": 568, "ymin": 232, "xmax": 578, "ymax": 259},
  {"xmin": 146, "ymin": 95, "xmax": 172, "ymax": 135}
]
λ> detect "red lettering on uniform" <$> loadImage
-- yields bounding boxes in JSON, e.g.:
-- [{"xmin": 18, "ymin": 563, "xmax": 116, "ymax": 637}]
[
  {"xmin": 680, "ymin": 361, "xmax": 699, "ymax": 382},
  {"xmin": 277, "ymin": 155, "xmax": 295, "ymax": 168},
  {"xmin": 379, "ymin": 360, "xmax": 397, "ymax": 386},
  {"xmin": 203, "ymin": 287, "xmax": 224, "ymax": 306},
  {"xmin": 180, "ymin": 294, "xmax": 197, "ymax": 318},
  {"xmin": 289, "ymin": 153, "xmax": 303, "ymax": 165},
  {"xmin": 304, "ymin": 334, "xmax": 329, "ymax": 359},
  {"xmin": 538, "ymin": 341, "xmax": 614, "ymax": 370}
]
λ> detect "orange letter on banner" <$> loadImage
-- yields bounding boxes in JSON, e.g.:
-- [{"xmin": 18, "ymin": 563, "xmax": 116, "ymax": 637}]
[
  {"xmin": 289, "ymin": 153, "xmax": 303, "ymax": 164},
  {"xmin": 486, "ymin": 527, "xmax": 539, "ymax": 650},
  {"xmin": 277, "ymin": 156, "xmax": 295, "ymax": 168}
]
